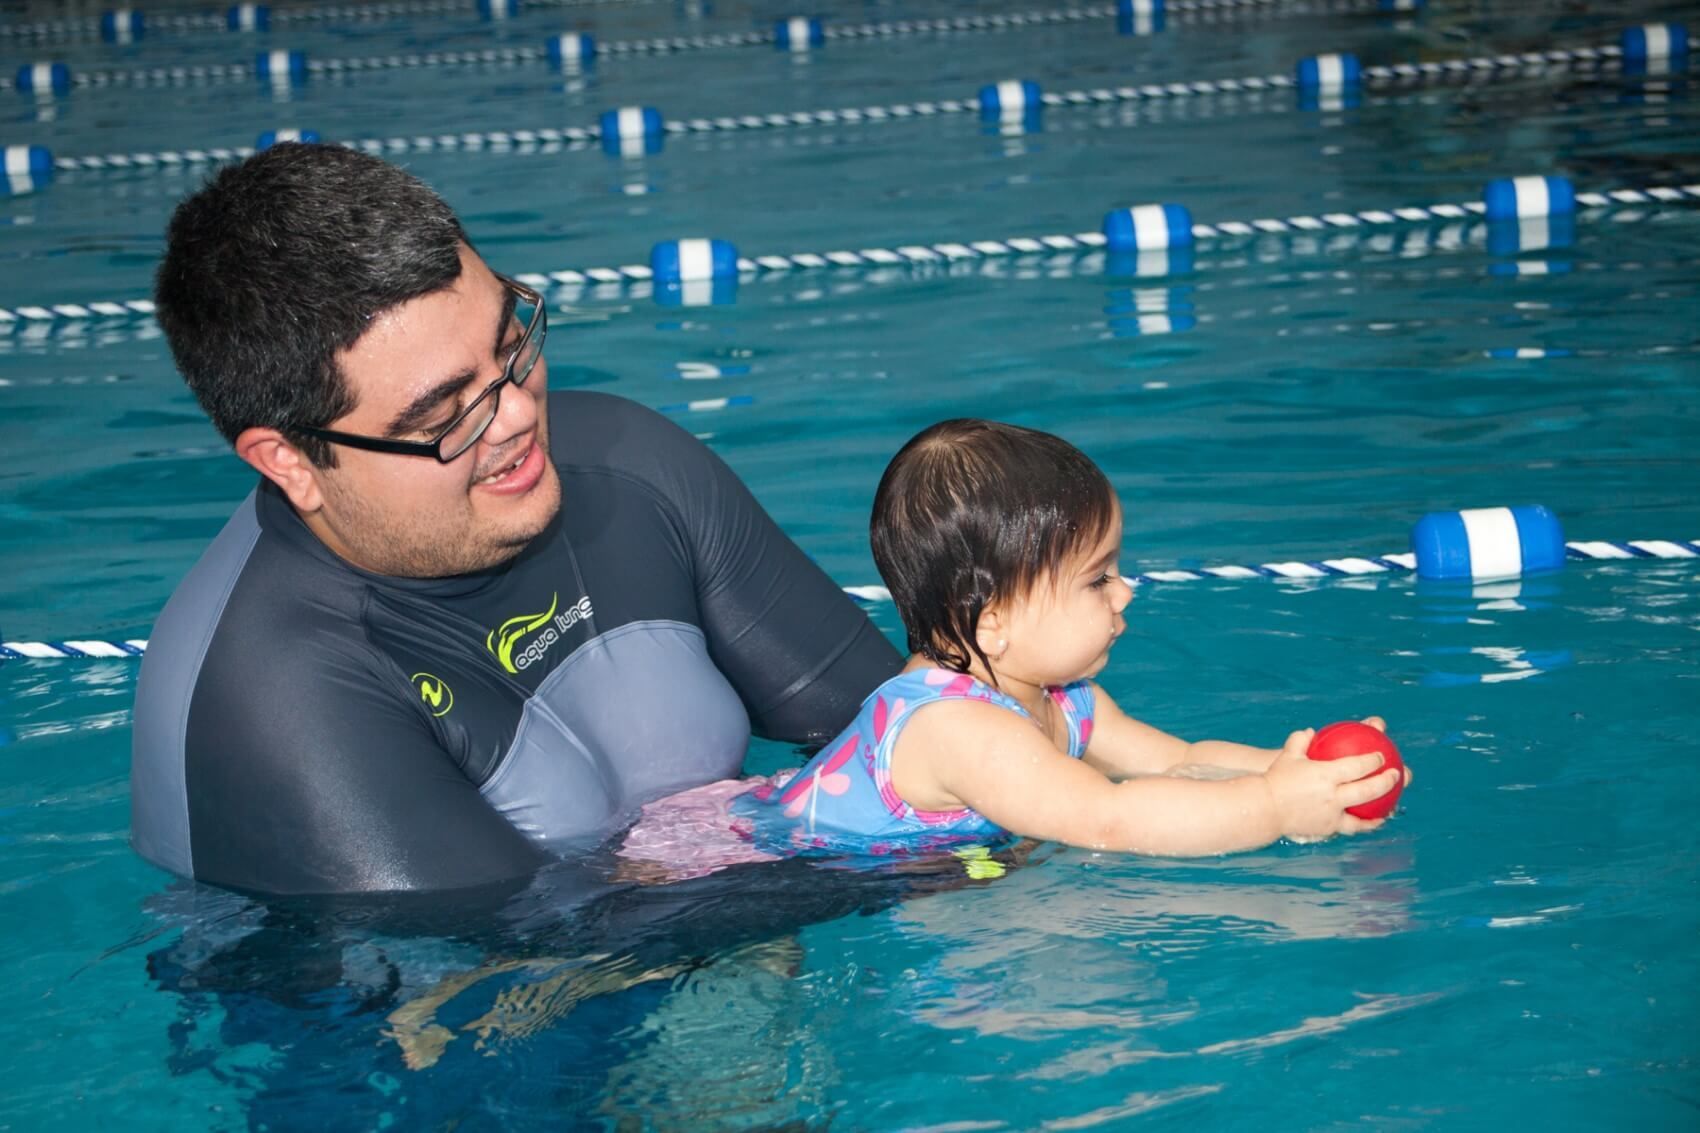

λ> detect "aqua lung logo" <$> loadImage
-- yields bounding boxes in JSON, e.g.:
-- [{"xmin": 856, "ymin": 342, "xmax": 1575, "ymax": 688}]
[
  {"xmin": 486, "ymin": 592, "xmax": 594, "ymax": 674},
  {"xmin": 411, "ymin": 672, "xmax": 454, "ymax": 717}
]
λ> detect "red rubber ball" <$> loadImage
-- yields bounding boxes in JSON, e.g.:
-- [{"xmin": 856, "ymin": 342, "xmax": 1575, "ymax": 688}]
[{"xmin": 1306, "ymin": 721, "xmax": 1405, "ymax": 821}]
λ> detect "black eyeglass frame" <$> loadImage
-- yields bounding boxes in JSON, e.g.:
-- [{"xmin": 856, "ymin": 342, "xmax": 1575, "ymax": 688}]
[{"xmin": 294, "ymin": 276, "xmax": 547, "ymax": 464}]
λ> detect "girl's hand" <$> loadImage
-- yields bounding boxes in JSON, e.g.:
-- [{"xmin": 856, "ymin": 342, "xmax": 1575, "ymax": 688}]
[
  {"xmin": 1261, "ymin": 728, "xmax": 1401, "ymax": 843},
  {"xmin": 1357, "ymin": 716, "xmax": 1414, "ymax": 788}
]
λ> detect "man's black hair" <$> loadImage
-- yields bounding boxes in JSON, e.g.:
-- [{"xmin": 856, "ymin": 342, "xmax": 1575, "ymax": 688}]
[
  {"xmin": 154, "ymin": 143, "xmax": 468, "ymax": 467},
  {"xmin": 869, "ymin": 419, "xmax": 1118, "ymax": 681}
]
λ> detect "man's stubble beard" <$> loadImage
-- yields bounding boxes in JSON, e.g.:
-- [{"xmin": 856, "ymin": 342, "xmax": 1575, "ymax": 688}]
[{"xmin": 318, "ymin": 465, "xmax": 562, "ymax": 579}]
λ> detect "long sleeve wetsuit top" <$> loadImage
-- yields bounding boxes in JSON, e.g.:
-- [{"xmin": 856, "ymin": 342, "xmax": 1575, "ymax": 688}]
[{"xmin": 130, "ymin": 391, "xmax": 902, "ymax": 896}]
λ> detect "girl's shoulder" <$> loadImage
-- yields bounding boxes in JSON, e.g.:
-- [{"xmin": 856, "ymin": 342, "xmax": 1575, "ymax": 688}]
[{"xmin": 881, "ymin": 666, "xmax": 1010, "ymax": 701}]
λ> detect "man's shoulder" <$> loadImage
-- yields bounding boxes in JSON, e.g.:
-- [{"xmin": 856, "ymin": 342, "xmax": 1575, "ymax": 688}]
[
  {"xmin": 546, "ymin": 390, "xmax": 721, "ymax": 488},
  {"xmin": 139, "ymin": 487, "xmax": 374, "ymax": 713}
]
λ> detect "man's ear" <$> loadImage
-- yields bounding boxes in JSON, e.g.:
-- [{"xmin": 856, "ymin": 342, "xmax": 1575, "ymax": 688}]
[{"xmin": 235, "ymin": 427, "xmax": 326, "ymax": 515}]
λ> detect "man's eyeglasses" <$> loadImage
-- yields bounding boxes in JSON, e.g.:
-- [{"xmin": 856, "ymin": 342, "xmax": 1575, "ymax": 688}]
[{"xmin": 296, "ymin": 276, "xmax": 547, "ymax": 463}]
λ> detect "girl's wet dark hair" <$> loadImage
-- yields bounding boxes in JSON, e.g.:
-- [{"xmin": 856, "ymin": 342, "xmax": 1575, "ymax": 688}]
[{"xmin": 870, "ymin": 419, "xmax": 1119, "ymax": 678}]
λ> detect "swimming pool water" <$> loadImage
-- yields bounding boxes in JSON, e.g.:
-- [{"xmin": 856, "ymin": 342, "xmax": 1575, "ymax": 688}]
[{"xmin": 3, "ymin": 0, "xmax": 1698, "ymax": 1128}]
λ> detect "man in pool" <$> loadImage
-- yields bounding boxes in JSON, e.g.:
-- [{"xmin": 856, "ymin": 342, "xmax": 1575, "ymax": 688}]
[{"xmin": 129, "ymin": 143, "xmax": 902, "ymax": 897}]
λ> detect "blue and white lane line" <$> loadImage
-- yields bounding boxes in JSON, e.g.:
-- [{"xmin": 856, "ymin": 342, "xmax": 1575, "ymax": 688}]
[
  {"xmin": 5, "ymin": 183, "xmax": 1698, "ymax": 328},
  {"xmin": 509, "ymin": 184, "xmax": 1700, "ymax": 293},
  {"xmin": 7, "ymin": 539, "xmax": 1698, "ymax": 659},
  {"xmin": 42, "ymin": 40, "xmax": 1651, "ymax": 173},
  {"xmin": 33, "ymin": 0, "xmax": 1412, "ymax": 90},
  {"xmin": 0, "ymin": 0, "xmax": 665, "ymax": 43}
]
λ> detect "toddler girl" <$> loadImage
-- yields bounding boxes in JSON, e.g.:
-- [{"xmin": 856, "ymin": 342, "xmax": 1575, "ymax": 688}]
[{"xmin": 619, "ymin": 419, "xmax": 1405, "ymax": 875}]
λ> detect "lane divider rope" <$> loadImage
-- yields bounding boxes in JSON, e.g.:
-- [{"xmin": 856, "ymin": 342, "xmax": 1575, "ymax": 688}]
[
  {"xmin": 6, "ymin": 182, "xmax": 1697, "ymax": 328},
  {"xmin": 20, "ymin": 233, "xmax": 1695, "ymax": 351},
  {"xmin": 0, "ymin": 0, "xmax": 666, "ymax": 42},
  {"xmin": 41, "ymin": 0, "xmax": 1386, "ymax": 90},
  {"xmin": 40, "ymin": 41, "xmax": 1643, "ymax": 176},
  {"xmin": 8, "ymin": 538, "xmax": 1697, "ymax": 659},
  {"xmin": 520, "ymin": 184, "xmax": 1699, "ymax": 290}
]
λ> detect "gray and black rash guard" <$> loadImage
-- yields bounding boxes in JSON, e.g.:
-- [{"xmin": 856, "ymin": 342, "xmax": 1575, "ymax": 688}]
[{"xmin": 130, "ymin": 391, "xmax": 902, "ymax": 897}]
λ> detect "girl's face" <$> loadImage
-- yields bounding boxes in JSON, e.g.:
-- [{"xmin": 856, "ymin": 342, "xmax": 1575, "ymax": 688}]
[{"xmin": 991, "ymin": 502, "xmax": 1133, "ymax": 688}]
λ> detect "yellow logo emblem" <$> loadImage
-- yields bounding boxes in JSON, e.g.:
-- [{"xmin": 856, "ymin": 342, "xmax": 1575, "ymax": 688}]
[
  {"xmin": 411, "ymin": 672, "xmax": 454, "ymax": 717},
  {"xmin": 953, "ymin": 846, "xmax": 1007, "ymax": 880},
  {"xmin": 486, "ymin": 593, "xmax": 559, "ymax": 675}
]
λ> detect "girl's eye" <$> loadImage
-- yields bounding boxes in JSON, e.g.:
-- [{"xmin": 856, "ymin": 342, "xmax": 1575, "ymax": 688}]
[{"xmin": 1089, "ymin": 569, "xmax": 1119, "ymax": 589}]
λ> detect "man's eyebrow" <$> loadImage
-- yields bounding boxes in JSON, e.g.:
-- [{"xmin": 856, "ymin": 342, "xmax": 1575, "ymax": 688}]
[
  {"xmin": 382, "ymin": 285, "xmax": 520, "ymax": 439},
  {"xmin": 384, "ymin": 370, "xmax": 480, "ymax": 438}
]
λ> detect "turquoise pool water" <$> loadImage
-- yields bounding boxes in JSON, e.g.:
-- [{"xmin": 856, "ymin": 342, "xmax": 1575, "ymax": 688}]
[{"xmin": 3, "ymin": 0, "xmax": 1698, "ymax": 1128}]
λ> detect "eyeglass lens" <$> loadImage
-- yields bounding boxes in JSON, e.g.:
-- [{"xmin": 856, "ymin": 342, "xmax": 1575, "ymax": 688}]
[{"xmin": 439, "ymin": 291, "xmax": 545, "ymax": 460}]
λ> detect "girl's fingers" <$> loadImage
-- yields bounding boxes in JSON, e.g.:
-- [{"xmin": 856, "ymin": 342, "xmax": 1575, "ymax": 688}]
[
  {"xmin": 1278, "ymin": 728, "xmax": 1317, "ymax": 758},
  {"xmin": 1325, "ymin": 751, "xmax": 1387, "ymax": 784},
  {"xmin": 1360, "ymin": 715, "xmax": 1388, "ymax": 732},
  {"xmin": 1340, "ymin": 766, "xmax": 1402, "ymax": 807}
]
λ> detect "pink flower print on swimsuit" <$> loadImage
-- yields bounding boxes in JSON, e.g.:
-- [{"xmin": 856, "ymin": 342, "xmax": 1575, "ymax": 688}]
[
  {"xmin": 733, "ymin": 668, "xmax": 1097, "ymax": 854},
  {"xmin": 776, "ymin": 731, "xmax": 859, "ymax": 821}
]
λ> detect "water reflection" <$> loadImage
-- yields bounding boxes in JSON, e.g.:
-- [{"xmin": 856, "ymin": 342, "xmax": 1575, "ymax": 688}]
[{"xmin": 141, "ymin": 846, "xmax": 1025, "ymax": 1128}]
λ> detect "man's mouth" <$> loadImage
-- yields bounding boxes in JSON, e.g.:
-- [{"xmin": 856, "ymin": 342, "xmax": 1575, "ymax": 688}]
[
  {"xmin": 475, "ymin": 438, "xmax": 545, "ymax": 494},
  {"xmin": 479, "ymin": 446, "xmax": 529, "ymax": 484}
]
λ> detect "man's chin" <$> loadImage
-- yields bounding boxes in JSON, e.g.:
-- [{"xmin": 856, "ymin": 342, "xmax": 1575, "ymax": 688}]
[{"xmin": 478, "ymin": 465, "xmax": 561, "ymax": 560}]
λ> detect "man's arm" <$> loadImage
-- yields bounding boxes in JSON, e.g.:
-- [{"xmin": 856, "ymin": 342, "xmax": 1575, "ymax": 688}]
[
  {"xmin": 131, "ymin": 497, "xmax": 547, "ymax": 897},
  {"xmin": 182, "ymin": 666, "xmax": 550, "ymax": 895},
  {"xmin": 615, "ymin": 404, "xmax": 902, "ymax": 747}
]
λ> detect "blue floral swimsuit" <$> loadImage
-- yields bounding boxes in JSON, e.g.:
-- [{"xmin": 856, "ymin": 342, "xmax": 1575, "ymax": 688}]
[{"xmin": 733, "ymin": 667, "xmax": 1097, "ymax": 854}]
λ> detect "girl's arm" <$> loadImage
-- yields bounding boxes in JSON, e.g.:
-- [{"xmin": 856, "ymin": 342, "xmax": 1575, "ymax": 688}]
[
  {"xmin": 891, "ymin": 700, "xmax": 1398, "ymax": 857},
  {"xmin": 1083, "ymin": 685, "xmax": 1391, "ymax": 779},
  {"xmin": 1079, "ymin": 684, "xmax": 1280, "ymax": 777}
]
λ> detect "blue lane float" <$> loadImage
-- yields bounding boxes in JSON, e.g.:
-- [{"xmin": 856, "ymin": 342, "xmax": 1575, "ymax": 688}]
[
  {"xmin": 1483, "ymin": 175, "xmax": 1577, "ymax": 220},
  {"xmin": 255, "ymin": 50, "xmax": 307, "ymax": 83},
  {"xmin": 776, "ymin": 17, "xmax": 824, "ymax": 51},
  {"xmin": 14, "ymin": 63, "xmax": 71, "ymax": 95},
  {"xmin": 1117, "ymin": 0, "xmax": 1166, "ymax": 36},
  {"xmin": 227, "ymin": 4, "xmax": 270, "ymax": 32},
  {"xmin": 479, "ymin": 0, "xmax": 520, "ymax": 18},
  {"xmin": 599, "ymin": 106, "xmax": 664, "ymax": 156},
  {"xmin": 1411, "ymin": 506, "xmax": 1567, "ymax": 580},
  {"xmin": 546, "ymin": 33, "xmax": 596, "ymax": 67},
  {"xmin": 257, "ymin": 129, "xmax": 320, "ymax": 148},
  {"xmin": 4, "ymin": 145, "xmax": 53, "ymax": 178},
  {"xmin": 979, "ymin": 79, "xmax": 1041, "ymax": 118},
  {"xmin": 100, "ymin": 9, "xmax": 145, "ymax": 43},
  {"xmin": 1103, "ymin": 203, "xmax": 1195, "ymax": 251},
  {"xmin": 650, "ymin": 238, "xmax": 740, "ymax": 283},
  {"xmin": 1622, "ymin": 22, "xmax": 1689, "ymax": 64},
  {"xmin": 4, "ymin": 145, "xmax": 53, "ymax": 195},
  {"xmin": 1295, "ymin": 52, "xmax": 1362, "ymax": 91}
]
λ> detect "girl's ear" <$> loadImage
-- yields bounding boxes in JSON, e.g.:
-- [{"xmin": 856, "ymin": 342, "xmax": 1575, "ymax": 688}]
[{"xmin": 974, "ymin": 604, "xmax": 1007, "ymax": 659}]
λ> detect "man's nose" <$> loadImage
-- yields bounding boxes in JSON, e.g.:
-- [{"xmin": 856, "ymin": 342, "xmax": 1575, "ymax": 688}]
[{"xmin": 480, "ymin": 361, "xmax": 544, "ymax": 449}]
